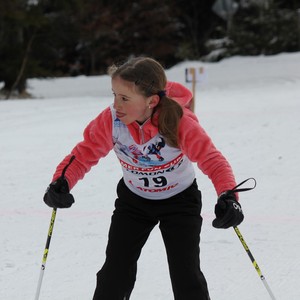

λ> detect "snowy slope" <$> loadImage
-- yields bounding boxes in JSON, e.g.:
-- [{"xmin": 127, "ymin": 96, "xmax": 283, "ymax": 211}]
[{"xmin": 1, "ymin": 52, "xmax": 300, "ymax": 299}]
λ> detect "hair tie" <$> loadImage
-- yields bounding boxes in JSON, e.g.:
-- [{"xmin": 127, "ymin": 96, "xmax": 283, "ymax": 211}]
[{"xmin": 157, "ymin": 90, "xmax": 166, "ymax": 98}]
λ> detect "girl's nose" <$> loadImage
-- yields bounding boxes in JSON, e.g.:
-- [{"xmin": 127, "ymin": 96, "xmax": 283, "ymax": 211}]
[{"xmin": 113, "ymin": 97, "xmax": 120, "ymax": 110}]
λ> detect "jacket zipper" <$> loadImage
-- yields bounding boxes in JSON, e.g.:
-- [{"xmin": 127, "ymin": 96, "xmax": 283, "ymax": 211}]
[
  {"xmin": 139, "ymin": 124, "xmax": 145, "ymax": 144},
  {"xmin": 136, "ymin": 117, "xmax": 151, "ymax": 144}
]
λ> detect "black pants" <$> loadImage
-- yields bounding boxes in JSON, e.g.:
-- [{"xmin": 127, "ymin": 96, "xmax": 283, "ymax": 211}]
[{"xmin": 93, "ymin": 179, "xmax": 210, "ymax": 300}]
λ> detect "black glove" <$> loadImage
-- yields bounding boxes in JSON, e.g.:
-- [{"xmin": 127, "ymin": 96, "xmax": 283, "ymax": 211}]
[
  {"xmin": 43, "ymin": 177, "xmax": 75, "ymax": 208},
  {"xmin": 212, "ymin": 191, "xmax": 244, "ymax": 229}
]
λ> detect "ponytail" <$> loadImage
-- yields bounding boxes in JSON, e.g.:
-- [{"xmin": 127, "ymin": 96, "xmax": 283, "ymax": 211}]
[{"xmin": 153, "ymin": 95, "xmax": 183, "ymax": 148}]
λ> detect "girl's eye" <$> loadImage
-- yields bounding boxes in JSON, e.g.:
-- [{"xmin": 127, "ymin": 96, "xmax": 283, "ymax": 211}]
[{"xmin": 112, "ymin": 92, "xmax": 129, "ymax": 102}]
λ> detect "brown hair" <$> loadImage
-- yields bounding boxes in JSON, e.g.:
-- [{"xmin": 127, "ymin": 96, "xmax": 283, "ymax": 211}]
[{"xmin": 108, "ymin": 57, "xmax": 183, "ymax": 148}]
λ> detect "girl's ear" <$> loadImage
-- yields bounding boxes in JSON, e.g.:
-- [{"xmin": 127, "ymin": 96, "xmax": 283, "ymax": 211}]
[{"xmin": 149, "ymin": 95, "xmax": 160, "ymax": 108}]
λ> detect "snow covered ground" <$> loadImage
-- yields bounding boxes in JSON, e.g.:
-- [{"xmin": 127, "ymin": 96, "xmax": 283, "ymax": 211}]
[{"xmin": 1, "ymin": 52, "xmax": 300, "ymax": 299}]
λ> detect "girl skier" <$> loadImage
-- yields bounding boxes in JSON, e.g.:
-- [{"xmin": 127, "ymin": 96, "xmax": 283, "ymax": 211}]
[{"xmin": 44, "ymin": 56, "xmax": 244, "ymax": 300}]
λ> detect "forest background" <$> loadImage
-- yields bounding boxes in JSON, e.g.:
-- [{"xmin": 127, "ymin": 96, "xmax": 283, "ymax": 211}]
[{"xmin": 1, "ymin": 0, "xmax": 300, "ymax": 98}]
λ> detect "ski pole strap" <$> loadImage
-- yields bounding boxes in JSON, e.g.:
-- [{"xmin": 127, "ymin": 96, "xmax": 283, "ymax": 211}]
[
  {"xmin": 230, "ymin": 177, "xmax": 257, "ymax": 193},
  {"xmin": 61, "ymin": 155, "xmax": 75, "ymax": 179}
]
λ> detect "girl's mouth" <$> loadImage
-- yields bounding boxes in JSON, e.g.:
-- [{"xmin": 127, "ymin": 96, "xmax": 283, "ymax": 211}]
[{"xmin": 116, "ymin": 112, "xmax": 126, "ymax": 119}]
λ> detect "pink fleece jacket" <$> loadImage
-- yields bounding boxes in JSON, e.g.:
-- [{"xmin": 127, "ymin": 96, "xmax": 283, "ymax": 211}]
[{"xmin": 52, "ymin": 81, "xmax": 237, "ymax": 197}]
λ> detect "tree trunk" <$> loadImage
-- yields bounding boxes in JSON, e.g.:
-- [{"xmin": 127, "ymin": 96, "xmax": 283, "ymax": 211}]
[{"xmin": 5, "ymin": 29, "xmax": 36, "ymax": 99}]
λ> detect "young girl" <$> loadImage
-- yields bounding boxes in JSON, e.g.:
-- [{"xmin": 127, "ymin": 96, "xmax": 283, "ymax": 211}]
[{"xmin": 44, "ymin": 56, "xmax": 244, "ymax": 300}]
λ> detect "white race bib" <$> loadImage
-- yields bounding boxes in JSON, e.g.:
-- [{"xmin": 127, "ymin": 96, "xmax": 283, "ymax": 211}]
[{"xmin": 111, "ymin": 106, "xmax": 195, "ymax": 200}]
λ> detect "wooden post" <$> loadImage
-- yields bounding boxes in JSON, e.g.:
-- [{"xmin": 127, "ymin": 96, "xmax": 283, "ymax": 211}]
[
  {"xmin": 185, "ymin": 67, "xmax": 204, "ymax": 112},
  {"xmin": 189, "ymin": 68, "xmax": 196, "ymax": 112}
]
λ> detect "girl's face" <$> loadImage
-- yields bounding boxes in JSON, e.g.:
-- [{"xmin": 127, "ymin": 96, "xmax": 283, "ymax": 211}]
[{"xmin": 112, "ymin": 76, "xmax": 158, "ymax": 125}]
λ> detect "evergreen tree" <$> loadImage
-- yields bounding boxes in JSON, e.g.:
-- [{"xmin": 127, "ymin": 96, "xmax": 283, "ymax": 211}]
[
  {"xmin": 229, "ymin": 1, "xmax": 300, "ymax": 55},
  {"xmin": 0, "ymin": 0, "xmax": 31, "ymax": 96},
  {"xmin": 74, "ymin": 0, "xmax": 182, "ymax": 74},
  {"xmin": 172, "ymin": 0, "xmax": 217, "ymax": 59},
  {"xmin": 0, "ymin": 0, "xmax": 80, "ymax": 98}
]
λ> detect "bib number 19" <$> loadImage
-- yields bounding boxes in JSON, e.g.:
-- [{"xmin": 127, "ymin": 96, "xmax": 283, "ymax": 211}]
[{"xmin": 139, "ymin": 176, "xmax": 167, "ymax": 187}]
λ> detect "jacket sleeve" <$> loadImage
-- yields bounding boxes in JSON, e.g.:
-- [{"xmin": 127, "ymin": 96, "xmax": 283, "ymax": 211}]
[
  {"xmin": 178, "ymin": 108, "xmax": 238, "ymax": 197},
  {"xmin": 52, "ymin": 106, "xmax": 114, "ymax": 190}
]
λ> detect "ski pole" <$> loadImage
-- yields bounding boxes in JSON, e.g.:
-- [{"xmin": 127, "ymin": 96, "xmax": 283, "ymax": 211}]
[
  {"xmin": 34, "ymin": 208, "xmax": 57, "ymax": 300},
  {"xmin": 234, "ymin": 226, "xmax": 276, "ymax": 300}
]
